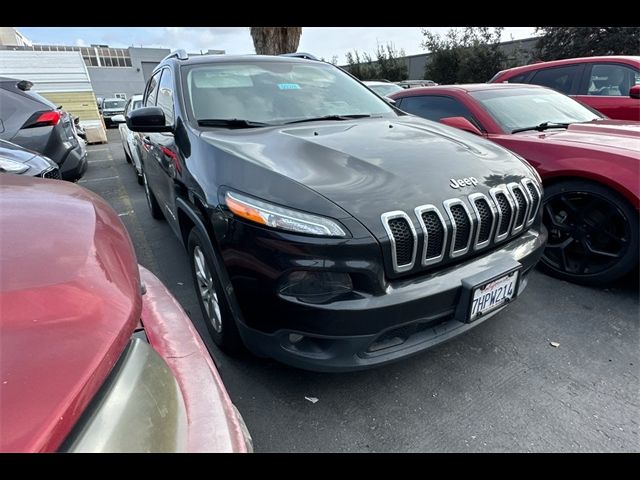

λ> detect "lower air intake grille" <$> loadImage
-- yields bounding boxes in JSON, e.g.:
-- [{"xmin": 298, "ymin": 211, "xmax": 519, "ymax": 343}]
[
  {"xmin": 42, "ymin": 168, "xmax": 61, "ymax": 179},
  {"xmin": 388, "ymin": 218, "xmax": 414, "ymax": 266}
]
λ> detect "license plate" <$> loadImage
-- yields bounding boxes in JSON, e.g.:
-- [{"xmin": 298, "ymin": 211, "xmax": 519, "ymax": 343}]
[{"xmin": 469, "ymin": 270, "xmax": 519, "ymax": 322}]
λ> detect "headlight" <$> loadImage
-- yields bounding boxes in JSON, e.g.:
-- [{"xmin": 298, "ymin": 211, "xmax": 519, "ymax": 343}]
[
  {"xmin": 0, "ymin": 157, "xmax": 28, "ymax": 174},
  {"xmin": 225, "ymin": 191, "xmax": 347, "ymax": 237}
]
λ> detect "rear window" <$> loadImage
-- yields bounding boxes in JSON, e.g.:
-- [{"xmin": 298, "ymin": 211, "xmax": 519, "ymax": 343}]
[{"xmin": 104, "ymin": 100, "xmax": 126, "ymax": 109}]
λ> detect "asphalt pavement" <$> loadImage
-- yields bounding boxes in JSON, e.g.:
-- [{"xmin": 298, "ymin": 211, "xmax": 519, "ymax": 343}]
[{"xmin": 79, "ymin": 129, "xmax": 639, "ymax": 452}]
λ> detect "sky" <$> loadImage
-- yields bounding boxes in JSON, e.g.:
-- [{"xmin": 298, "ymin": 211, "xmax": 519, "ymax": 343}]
[{"xmin": 17, "ymin": 27, "xmax": 538, "ymax": 64}]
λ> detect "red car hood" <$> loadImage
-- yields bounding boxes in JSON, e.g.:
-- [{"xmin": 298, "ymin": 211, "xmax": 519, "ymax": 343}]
[
  {"xmin": 0, "ymin": 175, "xmax": 141, "ymax": 452},
  {"xmin": 518, "ymin": 120, "xmax": 640, "ymax": 156}
]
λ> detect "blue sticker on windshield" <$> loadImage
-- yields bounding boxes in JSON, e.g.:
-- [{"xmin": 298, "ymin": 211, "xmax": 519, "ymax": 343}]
[{"xmin": 278, "ymin": 83, "xmax": 301, "ymax": 90}]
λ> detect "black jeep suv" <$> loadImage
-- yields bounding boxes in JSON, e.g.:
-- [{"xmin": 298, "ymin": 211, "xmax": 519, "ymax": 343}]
[{"xmin": 128, "ymin": 52, "xmax": 547, "ymax": 371}]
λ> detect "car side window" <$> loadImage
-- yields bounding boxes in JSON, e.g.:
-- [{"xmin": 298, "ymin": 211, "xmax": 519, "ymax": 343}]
[
  {"xmin": 586, "ymin": 63, "xmax": 640, "ymax": 97},
  {"xmin": 506, "ymin": 74, "xmax": 527, "ymax": 84},
  {"xmin": 156, "ymin": 69, "xmax": 175, "ymax": 126},
  {"xmin": 145, "ymin": 71, "xmax": 161, "ymax": 107},
  {"xmin": 399, "ymin": 95, "xmax": 481, "ymax": 128},
  {"xmin": 529, "ymin": 65, "xmax": 582, "ymax": 94}
]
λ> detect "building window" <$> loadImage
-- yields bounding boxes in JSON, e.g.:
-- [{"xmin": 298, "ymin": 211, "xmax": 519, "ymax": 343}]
[{"xmin": 114, "ymin": 93, "xmax": 127, "ymax": 99}]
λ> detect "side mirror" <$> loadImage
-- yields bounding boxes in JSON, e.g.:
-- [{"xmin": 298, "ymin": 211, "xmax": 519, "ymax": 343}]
[
  {"xmin": 629, "ymin": 85, "xmax": 640, "ymax": 99},
  {"xmin": 126, "ymin": 107, "xmax": 172, "ymax": 133},
  {"xmin": 439, "ymin": 116, "xmax": 483, "ymax": 136},
  {"xmin": 111, "ymin": 114, "xmax": 126, "ymax": 124}
]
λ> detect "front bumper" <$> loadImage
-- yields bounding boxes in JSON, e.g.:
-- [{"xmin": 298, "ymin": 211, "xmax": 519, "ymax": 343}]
[
  {"xmin": 233, "ymin": 226, "xmax": 547, "ymax": 372},
  {"xmin": 139, "ymin": 266, "xmax": 250, "ymax": 452}
]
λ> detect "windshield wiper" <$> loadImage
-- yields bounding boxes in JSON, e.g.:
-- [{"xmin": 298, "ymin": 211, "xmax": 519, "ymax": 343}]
[
  {"xmin": 197, "ymin": 118, "xmax": 272, "ymax": 129},
  {"xmin": 512, "ymin": 122, "xmax": 572, "ymax": 134},
  {"xmin": 283, "ymin": 114, "xmax": 376, "ymax": 125}
]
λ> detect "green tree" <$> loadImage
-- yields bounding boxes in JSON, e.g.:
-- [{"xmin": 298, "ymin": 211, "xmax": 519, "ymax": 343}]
[
  {"xmin": 345, "ymin": 50, "xmax": 379, "ymax": 80},
  {"xmin": 535, "ymin": 27, "xmax": 640, "ymax": 60},
  {"xmin": 375, "ymin": 43, "xmax": 408, "ymax": 81},
  {"xmin": 250, "ymin": 27, "xmax": 302, "ymax": 55},
  {"xmin": 421, "ymin": 27, "xmax": 508, "ymax": 83},
  {"xmin": 345, "ymin": 43, "xmax": 408, "ymax": 81}
]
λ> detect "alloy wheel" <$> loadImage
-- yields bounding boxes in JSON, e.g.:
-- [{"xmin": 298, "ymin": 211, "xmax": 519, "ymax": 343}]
[
  {"xmin": 193, "ymin": 245, "xmax": 222, "ymax": 333},
  {"xmin": 542, "ymin": 191, "xmax": 630, "ymax": 276}
]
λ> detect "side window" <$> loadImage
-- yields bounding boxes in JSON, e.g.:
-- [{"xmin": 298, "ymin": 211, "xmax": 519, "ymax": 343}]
[
  {"xmin": 586, "ymin": 63, "xmax": 639, "ymax": 96},
  {"xmin": 156, "ymin": 69, "xmax": 175, "ymax": 125},
  {"xmin": 529, "ymin": 65, "xmax": 582, "ymax": 94},
  {"xmin": 507, "ymin": 74, "xmax": 527, "ymax": 84},
  {"xmin": 144, "ymin": 71, "xmax": 161, "ymax": 107},
  {"xmin": 399, "ymin": 95, "xmax": 480, "ymax": 127}
]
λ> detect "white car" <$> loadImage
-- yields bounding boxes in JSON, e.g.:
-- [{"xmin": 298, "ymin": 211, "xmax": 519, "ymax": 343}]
[
  {"xmin": 363, "ymin": 81, "xmax": 404, "ymax": 98},
  {"xmin": 113, "ymin": 94, "xmax": 144, "ymax": 185}
]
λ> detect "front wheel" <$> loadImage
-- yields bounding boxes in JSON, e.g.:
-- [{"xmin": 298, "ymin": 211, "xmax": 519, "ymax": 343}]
[
  {"xmin": 539, "ymin": 180, "xmax": 638, "ymax": 285},
  {"xmin": 187, "ymin": 228, "xmax": 243, "ymax": 353}
]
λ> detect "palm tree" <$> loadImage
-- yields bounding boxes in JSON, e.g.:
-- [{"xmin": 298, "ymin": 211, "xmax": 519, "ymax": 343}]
[{"xmin": 250, "ymin": 27, "xmax": 303, "ymax": 55}]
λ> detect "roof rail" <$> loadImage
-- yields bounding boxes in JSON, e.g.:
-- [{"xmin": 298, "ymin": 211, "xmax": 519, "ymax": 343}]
[
  {"xmin": 162, "ymin": 49, "xmax": 189, "ymax": 62},
  {"xmin": 279, "ymin": 52, "xmax": 319, "ymax": 61}
]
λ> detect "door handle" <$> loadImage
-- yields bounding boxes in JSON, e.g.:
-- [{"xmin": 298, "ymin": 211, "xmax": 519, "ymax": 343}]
[{"xmin": 142, "ymin": 135, "xmax": 152, "ymax": 145}]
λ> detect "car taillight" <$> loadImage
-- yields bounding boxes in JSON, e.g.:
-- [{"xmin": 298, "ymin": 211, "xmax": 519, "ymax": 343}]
[{"xmin": 22, "ymin": 110, "xmax": 61, "ymax": 129}]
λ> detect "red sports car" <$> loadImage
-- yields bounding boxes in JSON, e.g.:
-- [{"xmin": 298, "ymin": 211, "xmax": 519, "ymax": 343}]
[
  {"xmin": 0, "ymin": 174, "xmax": 251, "ymax": 452},
  {"xmin": 390, "ymin": 83, "xmax": 639, "ymax": 285},
  {"xmin": 489, "ymin": 56, "xmax": 640, "ymax": 121}
]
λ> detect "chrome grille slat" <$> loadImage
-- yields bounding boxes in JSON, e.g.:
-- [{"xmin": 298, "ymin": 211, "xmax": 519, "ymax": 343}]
[
  {"xmin": 443, "ymin": 199, "xmax": 473, "ymax": 258},
  {"xmin": 382, "ymin": 179, "xmax": 540, "ymax": 275},
  {"xmin": 507, "ymin": 182, "xmax": 529, "ymax": 235},
  {"xmin": 469, "ymin": 193, "xmax": 496, "ymax": 250},
  {"xmin": 521, "ymin": 178, "xmax": 542, "ymax": 227},
  {"xmin": 381, "ymin": 211, "xmax": 417, "ymax": 273},
  {"xmin": 414, "ymin": 205, "xmax": 447, "ymax": 266}
]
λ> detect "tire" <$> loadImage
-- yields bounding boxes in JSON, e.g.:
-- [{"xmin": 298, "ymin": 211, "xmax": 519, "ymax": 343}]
[
  {"xmin": 142, "ymin": 169, "xmax": 164, "ymax": 220},
  {"xmin": 539, "ymin": 179, "xmax": 638, "ymax": 285},
  {"xmin": 187, "ymin": 227, "xmax": 243, "ymax": 353},
  {"xmin": 136, "ymin": 170, "xmax": 144, "ymax": 186},
  {"xmin": 124, "ymin": 147, "xmax": 132, "ymax": 164}
]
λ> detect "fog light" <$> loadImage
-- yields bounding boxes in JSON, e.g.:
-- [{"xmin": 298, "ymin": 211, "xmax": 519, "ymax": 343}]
[
  {"xmin": 279, "ymin": 271, "xmax": 353, "ymax": 304},
  {"xmin": 288, "ymin": 333, "xmax": 304, "ymax": 344}
]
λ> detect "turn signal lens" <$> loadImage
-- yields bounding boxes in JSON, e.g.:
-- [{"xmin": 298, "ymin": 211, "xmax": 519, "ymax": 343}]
[{"xmin": 225, "ymin": 191, "xmax": 347, "ymax": 237}]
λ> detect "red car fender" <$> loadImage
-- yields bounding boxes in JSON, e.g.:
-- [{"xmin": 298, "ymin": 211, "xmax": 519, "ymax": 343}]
[{"xmin": 139, "ymin": 266, "xmax": 249, "ymax": 453}]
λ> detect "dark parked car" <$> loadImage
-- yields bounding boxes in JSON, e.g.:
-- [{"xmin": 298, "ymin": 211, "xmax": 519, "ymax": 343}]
[
  {"xmin": 0, "ymin": 139, "xmax": 60, "ymax": 179},
  {"xmin": 389, "ymin": 83, "xmax": 639, "ymax": 285},
  {"xmin": 0, "ymin": 174, "xmax": 251, "ymax": 453},
  {"xmin": 489, "ymin": 56, "xmax": 640, "ymax": 121},
  {"xmin": 101, "ymin": 97, "xmax": 127, "ymax": 127},
  {"xmin": 0, "ymin": 77, "xmax": 87, "ymax": 181},
  {"xmin": 127, "ymin": 52, "xmax": 546, "ymax": 372}
]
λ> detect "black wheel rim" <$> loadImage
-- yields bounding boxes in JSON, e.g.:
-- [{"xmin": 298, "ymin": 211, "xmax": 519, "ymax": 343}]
[{"xmin": 542, "ymin": 190, "xmax": 630, "ymax": 276}]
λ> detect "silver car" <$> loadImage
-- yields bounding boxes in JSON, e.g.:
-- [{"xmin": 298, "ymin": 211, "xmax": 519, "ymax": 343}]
[{"xmin": 113, "ymin": 95, "xmax": 144, "ymax": 184}]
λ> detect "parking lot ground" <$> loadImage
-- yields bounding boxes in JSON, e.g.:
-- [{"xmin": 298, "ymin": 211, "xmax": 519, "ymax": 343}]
[{"xmin": 79, "ymin": 129, "xmax": 639, "ymax": 452}]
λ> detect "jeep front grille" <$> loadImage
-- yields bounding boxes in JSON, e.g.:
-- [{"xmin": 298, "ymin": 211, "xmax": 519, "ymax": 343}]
[{"xmin": 382, "ymin": 179, "xmax": 541, "ymax": 274}]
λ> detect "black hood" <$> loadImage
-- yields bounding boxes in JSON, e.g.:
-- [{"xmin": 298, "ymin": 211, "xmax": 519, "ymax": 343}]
[{"xmin": 201, "ymin": 116, "xmax": 535, "ymax": 239}]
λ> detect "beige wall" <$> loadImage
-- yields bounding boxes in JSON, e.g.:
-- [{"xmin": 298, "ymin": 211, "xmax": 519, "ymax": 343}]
[{"xmin": 40, "ymin": 91, "xmax": 102, "ymax": 122}]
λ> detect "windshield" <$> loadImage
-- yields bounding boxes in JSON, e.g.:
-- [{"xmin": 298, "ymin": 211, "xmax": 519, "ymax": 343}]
[
  {"xmin": 183, "ymin": 61, "xmax": 395, "ymax": 125},
  {"xmin": 368, "ymin": 83, "xmax": 404, "ymax": 97},
  {"xmin": 104, "ymin": 100, "xmax": 126, "ymax": 109},
  {"xmin": 470, "ymin": 87, "xmax": 601, "ymax": 133}
]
